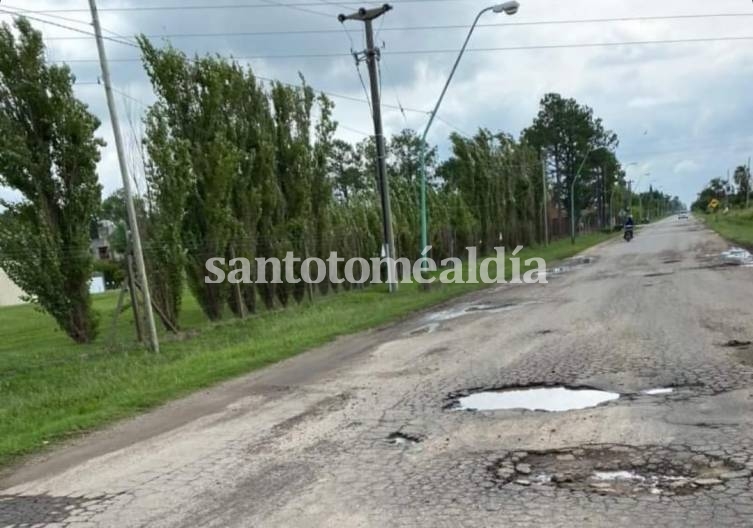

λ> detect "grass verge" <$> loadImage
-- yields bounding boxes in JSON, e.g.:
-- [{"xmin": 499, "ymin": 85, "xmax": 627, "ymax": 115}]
[
  {"xmin": 697, "ymin": 209, "xmax": 753, "ymax": 247},
  {"xmin": 0, "ymin": 233, "xmax": 611, "ymax": 467}
]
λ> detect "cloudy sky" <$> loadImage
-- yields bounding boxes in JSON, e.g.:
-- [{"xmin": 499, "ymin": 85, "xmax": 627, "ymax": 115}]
[{"xmin": 1, "ymin": 0, "xmax": 753, "ymax": 208}]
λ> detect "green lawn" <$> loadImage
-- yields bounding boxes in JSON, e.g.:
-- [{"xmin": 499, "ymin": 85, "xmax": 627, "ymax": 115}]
[
  {"xmin": 0, "ymin": 234, "xmax": 611, "ymax": 466},
  {"xmin": 698, "ymin": 209, "xmax": 753, "ymax": 247}
]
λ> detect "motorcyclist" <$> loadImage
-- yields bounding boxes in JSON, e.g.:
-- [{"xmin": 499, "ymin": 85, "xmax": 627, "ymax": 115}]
[
  {"xmin": 624, "ymin": 214, "xmax": 635, "ymax": 231},
  {"xmin": 624, "ymin": 215, "xmax": 635, "ymax": 241}
]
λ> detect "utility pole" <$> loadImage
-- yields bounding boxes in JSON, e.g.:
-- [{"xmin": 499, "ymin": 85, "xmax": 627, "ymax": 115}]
[
  {"xmin": 541, "ymin": 151, "xmax": 548, "ymax": 246},
  {"xmin": 339, "ymin": 5, "xmax": 397, "ymax": 292},
  {"xmin": 745, "ymin": 156, "xmax": 750, "ymax": 209},
  {"xmin": 89, "ymin": 0, "xmax": 160, "ymax": 352}
]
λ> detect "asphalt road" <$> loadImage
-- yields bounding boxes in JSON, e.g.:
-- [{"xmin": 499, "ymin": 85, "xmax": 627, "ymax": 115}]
[{"xmin": 3, "ymin": 217, "xmax": 753, "ymax": 527}]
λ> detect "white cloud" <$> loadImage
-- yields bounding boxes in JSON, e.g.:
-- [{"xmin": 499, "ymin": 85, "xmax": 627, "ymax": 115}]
[
  {"xmin": 1, "ymin": 0, "xmax": 752, "ymax": 208},
  {"xmin": 673, "ymin": 160, "xmax": 700, "ymax": 174}
]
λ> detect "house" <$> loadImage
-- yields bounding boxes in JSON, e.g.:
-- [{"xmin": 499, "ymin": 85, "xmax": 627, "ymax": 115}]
[
  {"xmin": 0, "ymin": 266, "xmax": 25, "ymax": 307},
  {"xmin": 90, "ymin": 219, "xmax": 118, "ymax": 261}
]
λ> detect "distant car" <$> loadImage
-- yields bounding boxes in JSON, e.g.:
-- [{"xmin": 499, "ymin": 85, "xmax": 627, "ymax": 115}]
[{"xmin": 678, "ymin": 212, "xmax": 689, "ymax": 220}]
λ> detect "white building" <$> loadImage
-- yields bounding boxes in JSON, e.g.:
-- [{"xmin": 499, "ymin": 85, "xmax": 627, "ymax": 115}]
[{"xmin": 0, "ymin": 267, "xmax": 25, "ymax": 307}]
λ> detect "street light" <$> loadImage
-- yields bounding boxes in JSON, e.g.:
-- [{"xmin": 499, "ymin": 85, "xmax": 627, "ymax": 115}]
[{"xmin": 417, "ymin": 1, "xmax": 520, "ymax": 272}]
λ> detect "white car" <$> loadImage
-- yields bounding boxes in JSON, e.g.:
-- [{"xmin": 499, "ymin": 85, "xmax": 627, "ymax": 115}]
[{"xmin": 678, "ymin": 212, "xmax": 689, "ymax": 220}]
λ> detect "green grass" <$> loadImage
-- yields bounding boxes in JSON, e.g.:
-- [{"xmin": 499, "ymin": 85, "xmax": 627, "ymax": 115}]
[
  {"xmin": 0, "ymin": 233, "xmax": 611, "ymax": 466},
  {"xmin": 697, "ymin": 209, "xmax": 753, "ymax": 247}
]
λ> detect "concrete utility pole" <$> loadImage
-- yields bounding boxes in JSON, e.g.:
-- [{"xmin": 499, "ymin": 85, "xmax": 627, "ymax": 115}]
[
  {"xmin": 339, "ymin": 5, "xmax": 397, "ymax": 292},
  {"xmin": 745, "ymin": 156, "xmax": 750, "ymax": 209},
  {"xmin": 89, "ymin": 0, "xmax": 160, "ymax": 352}
]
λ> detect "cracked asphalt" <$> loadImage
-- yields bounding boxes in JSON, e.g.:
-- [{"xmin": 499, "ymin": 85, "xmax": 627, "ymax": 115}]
[{"xmin": 3, "ymin": 217, "xmax": 753, "ymax": 527}]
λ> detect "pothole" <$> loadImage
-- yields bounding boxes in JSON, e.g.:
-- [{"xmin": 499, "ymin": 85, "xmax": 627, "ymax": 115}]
[
  {"xmin": 644, "ymin": 272, "xmax": 674, "ymax": 278},
  {"xmin": 490, "ymin": 445, "xmax": 749, "ymax": 496},
  {"xmin": 641, "ymin": 387, "xmax": 674, "ymax": 395},
  {"xmin": 663, "ymin": 258, "xmax": 682, "ymax": 264},
  {"xmin": 544, "ymin": 256, "xmax": 594, "ymax": 277},
  {"xmin": 386, "ymin": 432, "xmax": 422, "ymax": 446},
  {"xmin": 407, "ymin": 323, "xmax": 439, "ymax": 336},
  {"xmin": 720, "ymin": 247, "xmax": 753, "ymax": 266},
  {"xmin": 465, "ymin": 303, "xmax": 517, "ymax": 313},
  {"xmin": 722, "ymin": 339, "xmax": 752, "ymax": 348},
  {"xmin": 425, "ymin": 302, "xmax": 523, "ymax": 323},
  {"xmin": 453, "ymin": 386, "xmax": 620, "ymax": 412}
]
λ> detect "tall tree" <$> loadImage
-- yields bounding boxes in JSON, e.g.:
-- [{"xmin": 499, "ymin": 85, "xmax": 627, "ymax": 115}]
[
  {"xmin": 522, "ymin": 93, "xmax": 619, "ymax": 224},
  {"xmin": 139, "ymin": 38, "xmax": 240, "ymax": 320},
  {"xmin": 0, "ymin": 18, "xmax": 102, "ymax": 343},
  {"xmin": 733, "ymin": 165, "xmax": 751, "ymax": 206}
]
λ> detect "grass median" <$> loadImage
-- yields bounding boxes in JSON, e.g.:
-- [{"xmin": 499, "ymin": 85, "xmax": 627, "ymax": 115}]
[{"xmin": 0, "ymin": 233, "xmax": 611, "ymax": 467}]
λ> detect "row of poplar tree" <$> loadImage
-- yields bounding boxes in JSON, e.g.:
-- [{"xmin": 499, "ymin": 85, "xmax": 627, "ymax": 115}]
[{"xmin": 0, "ymin": 18, "xmax": 625, "ymax": 343}]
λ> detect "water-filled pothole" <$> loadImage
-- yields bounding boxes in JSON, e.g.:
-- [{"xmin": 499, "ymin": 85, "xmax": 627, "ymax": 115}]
[
  {"xmin": 455, "ymin": 386, "xmax": 620, "ymax": 412},
  {"xmin": 543, "ymin": 256, "xmax": 594, "ymax": 277},
  {"xmin": 720, "ymin": 247, "xmax": 753, "ymax": 266},
  {"xmin": 641, "ymin": 387, "xmax": 674, "ymax": 395},
  {"xmin": 425, "ymin": 302, "xmax": 523, "ymax": 323},
  {"xmin": 490, "ymin": 445, "xmax": 749, "ymax": 496}
]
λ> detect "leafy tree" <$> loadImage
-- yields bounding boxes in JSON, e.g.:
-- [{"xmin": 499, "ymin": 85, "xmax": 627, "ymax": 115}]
[
  {"xmin": 0, "ymin": 18, "xmax": 102, "ymax": 343},
  {"xmin": 733, "ymin": 165, "xmax": 751, "ymax": 206},
  {"xmin": 522, "ymin": 93, "xmax": 619, "ymax": 225},
  {"xmin": 142, "ymin": 106, "xmax": 193, "ymax": 327},
  {"xmin": 692, "ymin": 178, "xmax": 730, "ymax": 211},
  {"xmin": 139, "ymin": 38, "xmax": 240, "ymax": 320}
]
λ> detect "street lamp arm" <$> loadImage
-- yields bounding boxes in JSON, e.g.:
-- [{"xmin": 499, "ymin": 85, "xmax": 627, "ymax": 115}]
[
  {"xmin": 419, "ymin": 6, "xmax": 492, "ymax": 145},
  {"xmin": 417, "ymin": 1, "xmax": 519, "ymax": 269}
]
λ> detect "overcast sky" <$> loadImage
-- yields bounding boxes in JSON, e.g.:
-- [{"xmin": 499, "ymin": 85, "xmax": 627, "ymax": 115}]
[{"xmin": 2, "ymin": 0, "xmax": 753, "ymax": 208}]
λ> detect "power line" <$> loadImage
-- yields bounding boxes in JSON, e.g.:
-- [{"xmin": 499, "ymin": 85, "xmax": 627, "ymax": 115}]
[
  {"xmin": 255, "ymin": 0, "xmax": 334, "ymax": 20},
  {"xmin": 434, "ymin": 114, "xmax": 472, "ymax": 137},
  {"xmin": 49, "ymin": 35, "xmax": 753, "ymax": 62},
  {"xmin": 0, "ymin": 3, "xmax": 136, "ymax": 43},
  {"xmin": 0, "ymin": 7, "xmax": 138, "ymax": 49},
  {"xmin": 3, "ymin": 0, "xmax": 499, "ymax": 13},
  {"xmin": 36, "ymin": 12, "xmax": 753, "ymax": 41}
]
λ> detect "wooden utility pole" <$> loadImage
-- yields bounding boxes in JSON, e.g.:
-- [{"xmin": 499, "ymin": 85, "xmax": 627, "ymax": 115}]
[
  {"xmin": 89, "ymin": 0, "xmax": 160, "ymax": 352},
  {"xmin": 338, "ymin": 5, "xmax": 398, "ymax": 292},
  {"xmin": 541, "ymin": 152, "xmax": 549, "ymax": 246}
]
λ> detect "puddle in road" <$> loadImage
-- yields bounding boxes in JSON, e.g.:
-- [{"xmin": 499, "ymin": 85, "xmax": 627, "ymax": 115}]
[
  {"xmin": 540, "ymin": 256, "xmax": 595, "ymax": 278},
  {"xmin": 456, "ymin": 386, "xmax": 620, "ymax": 412},
  {"xmin": 408, "ymin": 323, "xmax": 440, "ymax": 336},
  {"xmin": 720, "ymin": 247, "xmax": 753, "ymax": 266},
  {"xmin": 641, "ymin": 387, "xmax": 674, "ymax": 395},
  {"xmin": 425, "ymin": 302, "xmax": 522, "ymax": 323}
]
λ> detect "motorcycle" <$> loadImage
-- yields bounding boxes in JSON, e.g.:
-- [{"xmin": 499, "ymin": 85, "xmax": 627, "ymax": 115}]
[{"xmin": 624, "ymin": 228, "xmax": 634, "ymax": 242}]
